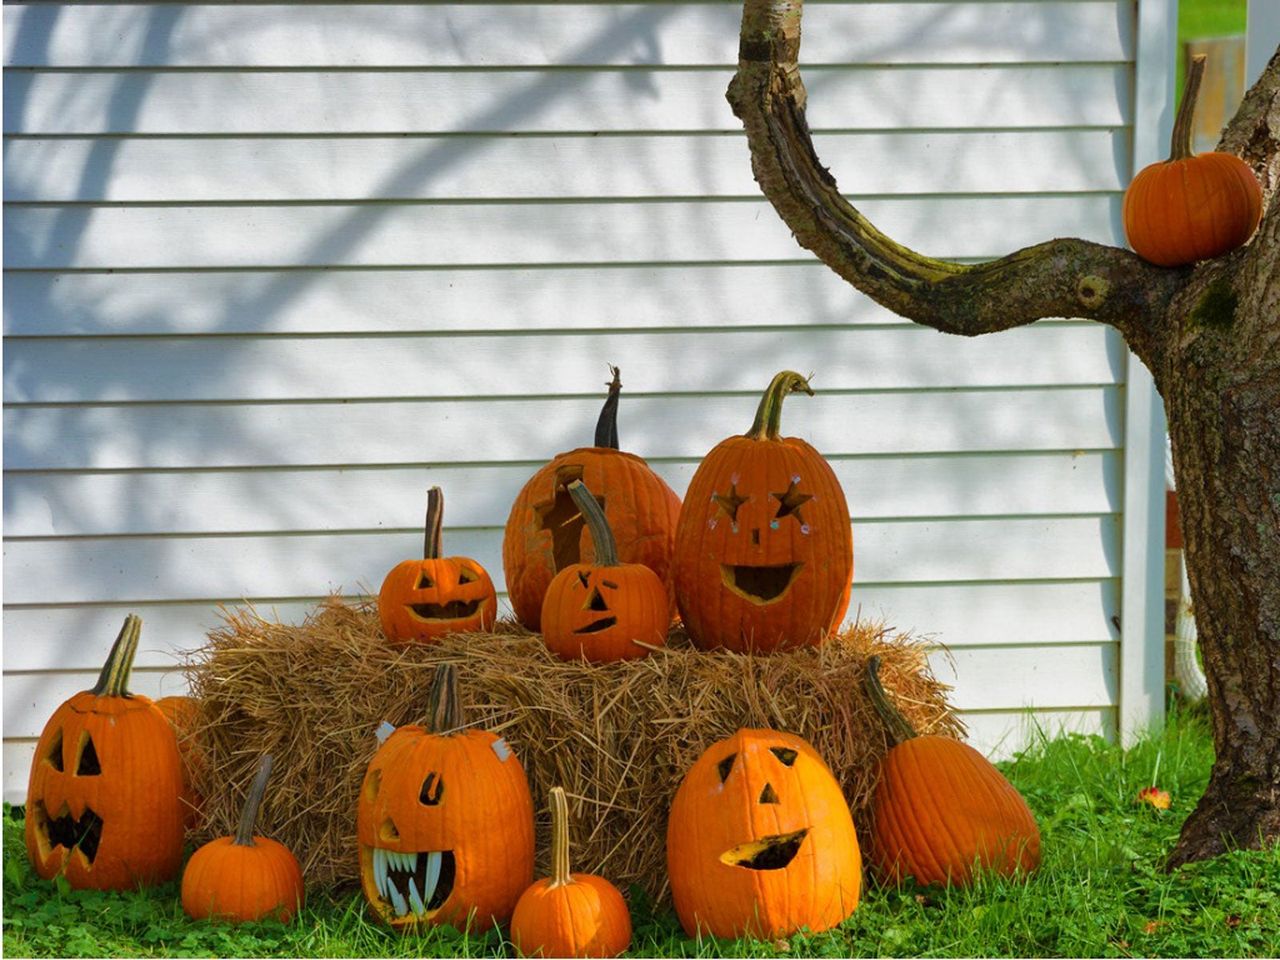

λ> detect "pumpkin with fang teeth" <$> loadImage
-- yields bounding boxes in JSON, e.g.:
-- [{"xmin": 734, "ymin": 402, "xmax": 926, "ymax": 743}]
[
  {"xmin": 357, "ymin": 664, "xmax": 534, "ymax": 932},
  {"xmin": 666, "ymin": 728, "xmax": 862, "ymax": 940},
  {"xmin": 25, "ymin": 615, "xmax": 186, "ymax": 890}
]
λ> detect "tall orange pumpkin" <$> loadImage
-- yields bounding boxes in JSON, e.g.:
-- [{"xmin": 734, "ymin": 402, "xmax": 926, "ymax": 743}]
[
  {"xmin": 1123, "ymin": 54, "xmax": 1262, "ymax": 267},
  {"xmin": 503, "ymin": 366, "xmax": 681, "ymax": 631},
  {"xmin": 356, "ymin": 664, "xmax": 535, "ymax": 932},
  {"xmin": 25, "ymin": 615, "xmax": 186, "ymax": 890},
  {"xmin": 866, "ymin": 656, "xmax": 1041, "ymax": 887},
  {"xmin": 673, "ymin": 370, "xmax": 852, "ymax": 652}
]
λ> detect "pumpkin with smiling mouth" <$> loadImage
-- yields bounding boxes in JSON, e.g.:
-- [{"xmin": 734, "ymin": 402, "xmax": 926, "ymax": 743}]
[{"xmin": 356, "ymin": 664, "xmax": 534, "ymax": 932}]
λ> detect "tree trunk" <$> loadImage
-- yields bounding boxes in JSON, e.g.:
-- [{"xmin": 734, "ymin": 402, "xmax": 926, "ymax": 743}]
[{"xmin": 726, "ymin": 0, "xmax": 1280, "ymax": 865}]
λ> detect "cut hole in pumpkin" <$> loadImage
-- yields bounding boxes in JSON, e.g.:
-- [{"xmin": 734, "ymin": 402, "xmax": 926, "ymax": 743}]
[
  {"xmin": 720, "ymin": 563, "xmax": 802, "ymax": 604},
  {"xmin": 75, "ymin": 731, "xmax": 101, "ymax": 776},
  {"xmin": 575, "ymin": 616, "xmax": 618, "ymax": 634},
  {"xmin": 770, "ymin": 747, "xmax": 798, "ymax": 767},
  {"xmin": 716, "ymin": 753, "xmax": 737, "ymax": 784},
  {"xmin": 719, "ymin": 829, "xmax": 808, "ymax": 871},
  {"xmin": 419, "ymin": 772, "xmax": 444, "ymax": 806},
  {"xmin": 534, "ymin": 466, "xmax": 605, "ymax": 573},
  {"xmin": 34, "ymin": 800, "xmax": 104, "ymax": 864},
  {"xmin": 45, "ymin": 730, "xmax": 64, "ymax": 772},
  {"xmin": 416, "ymin": 572, "xmax": 435, "ymax": 589},
  {"xmin": 364, "ymin": 768, "xmax": 382, "ymax": 802},
  {"xmin": 758, "ymin": 783, "xmax": 779, "ymax": 805},
  {"xmin": 406, "ymin": 600, "xmax": 482, "ymax": 622},
  {"xmin": 366, "ymin": 846, "xmax": 456, "ymax": 920},
  {"xmin": 586, "ymin": 588, "xmax": 609, "ymax": 612}
]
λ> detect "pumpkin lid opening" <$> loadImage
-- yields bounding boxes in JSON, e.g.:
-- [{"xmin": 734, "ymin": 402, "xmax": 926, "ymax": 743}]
[
  {"xmin": 866, "ymin": 655, "xmax": 919, "ymax": 746},
  {"xmin": 746, "ymin": 371, "xmax": 814, "ymax": 441},
  {"xmin": 592, "ymin": 365, "xmax": 623, "ymax": 450},
  {"xmin": 234, "ymin": 754, "xmax": 275, "ymax": 847},
  {"xmin": 91, "ymin": 614, "xmax": 143, "ymax": 698}
]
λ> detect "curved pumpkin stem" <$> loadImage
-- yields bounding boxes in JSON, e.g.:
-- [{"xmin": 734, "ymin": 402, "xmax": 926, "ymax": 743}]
[
  {"xmin": 593, "ymin": 365, "xmax": 623, "ymax": 449},
  {"xmin": 548, "ymin": 786, "xmax": 574, "ymax": 888},
  {"xmin": 423, "ymin": 486, "xmax": 444, "ymax": 560},
  {"xmin": 427, "ymin": 663, "xmax": 465, "ymax": 734},
  {"xmin": 1170, "ymin": 55, "xmax": 1207, "ymax": 162},
  {"xmin": 234, "ymin": 753, "xmax": 274, "ymax": 847},
  {"xmin": 91, "ymin": 614, "xmax": 142, "ymax": 698},
  {"xmin": 567, "ymin": 480, "xmax": 617, "ymax": 566},
  {"xmin": 747, "ymin": 370, "xmax": 814, "ymax": 441},
  {"xmin": 866, "ymin": 655, "xmax": 919, "ymax": 746}
]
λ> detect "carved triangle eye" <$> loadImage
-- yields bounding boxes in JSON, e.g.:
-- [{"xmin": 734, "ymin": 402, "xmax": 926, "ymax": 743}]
[
  {"xmin": 416, "ymin": 571, "xmax": 435, "ymax": 589},
  {"xmin": 586, "ymin": 588, "xmax": 609, "ymax": 612},
  {"xmin": 717, "ymin": 752, "xmax": 737, "ymax": 784},
  {"xmin": 770, "ymin": 746, "xmax": 798, "ymax": 767},
  {"xmin": 46, "ymin": 729, "xmax": 64, "ymax": 772},
  {"xmin": 457, "ymin": 568, "xmax": 476, "ymax": 584},
  {"xmin": 75, "ymin": 732, "xmax": 101, "ymax": 776}
]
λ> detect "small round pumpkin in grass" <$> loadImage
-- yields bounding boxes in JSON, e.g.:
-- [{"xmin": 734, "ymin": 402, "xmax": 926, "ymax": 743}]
[
  {"xmin": 1123, "ymin": 54, "xmax": 1262, "ymax": 267},
  {"xmin": 540, "ymin": 480, "xmax": 669, "ymax": 662},
  {"xmin": 378, "ymin": 486, "xmax": 498, "ymax": 645},
  {"xmin": 510, "ymin": 787, "xmax": 632, "ymax": 958},
  {"xmin": 865, "ymin": 655, "xmax": 1041, "ymax": 887},
  {"xmin": 181, "ymin": 754, "xmax": 304, "ymax": 923}
]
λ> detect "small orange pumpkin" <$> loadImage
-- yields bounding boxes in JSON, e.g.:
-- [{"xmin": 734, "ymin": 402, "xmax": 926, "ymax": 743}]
[
  {"xmin": 181, "ymin": 754, "xmax": 305, "ymax": 923},
  {"xmin": 155, "ymin": 695, "xmax": 204, "ymax": 830},
  {"xmin": 540, "ymin": 480, "xmax": 669, "ymax": 662},
  {"xmin": 866, "ymin": 656, "xmax": 1041, "ymax": 887},
  {"xmin": 1123, "ymin": 54, "xmax": 1262, "ymax": 267},
  {"xmin": 378, "ymin": 486, "xmax": 498, "ymax": 644},
  {"xmin": 510, "ymin": 786, "xmax": 632, "ymax": 958}
]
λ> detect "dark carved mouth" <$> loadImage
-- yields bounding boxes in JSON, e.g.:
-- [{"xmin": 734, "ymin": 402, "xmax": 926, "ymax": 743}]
[
  {"xmin": 407, "ymin": 600, "xmax": 481, "ymax": 622},
  {"xmin": 721, "ymin": 563, "xmax": 802, "ymax": 604},
  {"xmin": 368, "ymin": 846, "xmax": 456, "ymax": 920},
  {"xmin": 720, "ymin": 829, "xmax": 808, "ymax": 871},
  {"xmin": 574, "ymin": 616, "xmax": 618, "ymax": 634},
  {"xmin": 34, "ymin": 801, "xmax": 103, "ymax": 864}
]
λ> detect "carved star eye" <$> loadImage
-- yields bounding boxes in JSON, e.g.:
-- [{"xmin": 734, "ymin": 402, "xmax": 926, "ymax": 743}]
[
  {"xmin": 712, "ymin": 483, "xmax": 750, "ymax": 523},
  {"xmin": 771, "ymin": 479, "xmax": 813, "ymax": 523}
]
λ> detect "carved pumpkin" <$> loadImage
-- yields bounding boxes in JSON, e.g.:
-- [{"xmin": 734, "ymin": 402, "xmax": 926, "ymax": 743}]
[
  {"xmin": 666, "ymin": 728, "xmax": 861, "ymax": 940},
  {"xmin": 25, "ymin": 615, "xmax": 186, "ymax": 890},
  {"xmin": 181, "ymin": 754, "xmax": 304, "ymax": 923},
  {"xmin": 1123, "ymin": 55, "xmax": 1262, "ymax": 267},
  {"xmin": 155, "ymin": 695, "xmax": 204, "ymax": 829},
  {"xmin": 540, "ymin": 480, "xmax": 668, "ymax": 662},
  {"xmin": 673, "ymin": 371, "xmax": 852, "ymax": 652},
  {"xmin": 866, "ymin": 656, "xmax": 1041, "ymax": 886},
  {"xmin": 357, "ymin": 664, "xmax": 535, "ymax": 932},
  {"xmin": 504, "ymin": 366, "xmax": 681, "ymax": 631},
  {"xmin": 510, "ymin": 786, "xmax": 632, "ymax": 958},
  {"xmin": 379, "ymin": 486, "xmax": 498, "ymax": 644}
]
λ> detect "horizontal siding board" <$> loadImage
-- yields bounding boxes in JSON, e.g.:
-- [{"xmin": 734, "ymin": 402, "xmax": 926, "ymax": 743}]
[
  {"xmin": 2, "ymin": 516, "xmax": 1121, "ymax": 605},
  {"xmin": 930, "ymin": 643, "xmax": 1118, "ymax": 711},
  {"xmin": 3, "ymin": 66, "xmax": 1132, "ymax": 135},
  {"xmin": 3, "ymin": 3, "xmax": 1134, "ymax": 68},
  {"xmin": 3, "ymin": 388, "xmax": 1125, "ymax": 470},
  {"xmin": 3, "ymin": 452, "xmax": 1121, "ymax": 537},
  {"xmin": 3, "ymin": 326, "xmax": 1124, "ymax": 403},
  {"xmin": 4, "ymin": 669, "xmax": 187, "ymax": 739},
  {"xmin": 1, "ymin": 130, "xmax": 1131, "ymax": 203},
  {"xmin": 3, "ymin": 196, "xmax": 1123, "ymax": 270}
]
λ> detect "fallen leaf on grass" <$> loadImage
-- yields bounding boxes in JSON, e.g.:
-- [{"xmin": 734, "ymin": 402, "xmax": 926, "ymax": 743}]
[
  {"xmin": 1137, "ymin": 786, "xmax": 1171, "ymax": 809},
  {"xmin": 1143, "ymin": 920, "xmax": 1164, "ymax": 935}
]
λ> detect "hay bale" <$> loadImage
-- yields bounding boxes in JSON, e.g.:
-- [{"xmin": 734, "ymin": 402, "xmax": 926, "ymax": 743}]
[{"xmin": 184, "ymin": 597, "xmax": 963, "ymax": 902}]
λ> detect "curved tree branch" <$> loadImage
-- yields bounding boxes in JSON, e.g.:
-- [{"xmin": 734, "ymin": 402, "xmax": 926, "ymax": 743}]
[{"xmin": 726, "ymin": 0, "xmax": 1186, "ymax": 370}]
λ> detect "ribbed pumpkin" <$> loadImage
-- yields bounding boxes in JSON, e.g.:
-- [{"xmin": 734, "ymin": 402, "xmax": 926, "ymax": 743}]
[
  {"xmin": 25, "ymin": 615, "xmax": 185, "ymax": 890},
  {"xmin": 1123, "ymin": 54, "xmax": 1262, "ymax": 267},
  {"xmin": 181, "ymin": 754, "xmax": 304, "ymax": 923},
  {"xmin": 510, "ymin": 787, "xmax": 632, "ymax": 958},
  {"xmin": 673, "ymin": 371, "xmax": 852, "ymax": 652},
  {"xmin": 356, "ymin": 664, "xmax": 535, "ymax": 932},
  {"xmin": 866, "ymin": 656, "xmax": 1041, "ymax": 886},
  {"xmin": 155, "ymin": 695, "xmax": 205, "ymax": 829},
  {"xmin": 378, "ymin": 486, "xmax": 498, "ymax": 644},
  {"xmin": 540, "ymin": 480, "xmax": 669, "ymax": 662},
  {"xmin": 504, "ymin": 366, "xmax": 681, "ymax": 631},
  {"xmin": 666, "ymin": 728, "xmax": 861, "ymax": 940}
]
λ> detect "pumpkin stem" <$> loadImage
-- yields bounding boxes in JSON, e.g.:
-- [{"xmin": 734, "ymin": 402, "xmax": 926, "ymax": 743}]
[
  {"xmin": 1170, "ymin": 54, "xmax": 1206, "ymax": 162},
  {"xmin": 746, "ymin": 371, "xmax": 814, "ymax": 441},
  {"xmin": 423, "ymin": 486, "xmax": 444, "ymax": 559},
  {"xmin": 548, "ymin": 786, "xmax": 574, "ymax": 888},
  {"xmin": 427, "ymin": 663, "xmax": 465, "ymax": 734},
  {"xmin": 593, "ymin": 365, "xmax": 622, "ymax": 449},
  {"xmin": 566, "ymin": 480, "xmax": 617, "ymax": 566},
  {"xmin": 91, "ymin": 614, "xmax": 142, "ymax": 697},
  {"xmin": 866, "ymin": 655, "xmax": 919, "ymax": 746},
  {"xmin": 234, "ymin": 754, "xmax": 274, "ymax": 847}
]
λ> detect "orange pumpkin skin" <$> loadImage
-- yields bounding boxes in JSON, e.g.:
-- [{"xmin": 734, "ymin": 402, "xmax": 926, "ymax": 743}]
[
  {"xmin": 666, "ymin": 729, "xmax": 861, "ymax": 940},
  {"xmin": 155, "ymin": 695, "xmax": 204, "ymax": 829},
  {"xmin": 674, "ymin": 372, "xmax": 852, "ymax": 652},
  {"xmin": 504, "ymin": 368, "xmax": 681, "ymax": 631},
  {"xmin": 25, "ymin": 616, "xmax": 185, "ymax": 890},
  {"xmin": 356, "ymin": 666, "xmax": 535, "ymax": 933}
]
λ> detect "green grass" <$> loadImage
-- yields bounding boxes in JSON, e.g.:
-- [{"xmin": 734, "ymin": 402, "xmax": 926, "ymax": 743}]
[
  {"xmin": 5, "ymin": 708, "xmax": 1278, "ymax": 958},
  {"xmin": 1179, "ymin": 0, "xmax": 1247, "ymax": 44}
]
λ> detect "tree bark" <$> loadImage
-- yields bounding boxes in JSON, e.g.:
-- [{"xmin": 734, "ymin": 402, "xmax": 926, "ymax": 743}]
[{"xmin": 726, "ymin": 0, "xmax": 1280, "ymax": 866}]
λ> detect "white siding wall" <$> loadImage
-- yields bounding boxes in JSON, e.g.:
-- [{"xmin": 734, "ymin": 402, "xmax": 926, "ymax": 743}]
[{"xmin": 4, "ymin": 1, "xmax": 1158, "ymax": 800}]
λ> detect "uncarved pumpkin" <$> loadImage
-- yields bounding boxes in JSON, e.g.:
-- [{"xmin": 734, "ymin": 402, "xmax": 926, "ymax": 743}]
[
  {"xmin": 504, "ymin": 366, "xmax": 681, "ymax": 631},
  {"xmin": 1123, "ymin": 54, "xmax": 1262, "ymax": 267},
  {"xmin": 866, "ymin": 656, "xmax": 1041, "ymax": 887}
]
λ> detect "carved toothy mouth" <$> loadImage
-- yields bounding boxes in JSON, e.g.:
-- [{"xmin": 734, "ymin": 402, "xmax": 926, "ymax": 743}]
[
  {"xmin": 720, "ymin": 829, "xmax": 809, "ymax": 871},
  {"xmin": 32, "ymin": 800, "xmax": 104, "ymax": 864},
  {"xmin": 574, "ymin": 617, "xmax": 618, "ymax": 634},
  {"xmin": 721, "ymin": 563, "xmax": 802, "ymax": 604},
  {"xmin": 406, "ymin": 601, "xmax": 482, "ymax": 622},
  {"xmin": 364, "ymin": 845, "xmax": 456, "ymax": 921}
]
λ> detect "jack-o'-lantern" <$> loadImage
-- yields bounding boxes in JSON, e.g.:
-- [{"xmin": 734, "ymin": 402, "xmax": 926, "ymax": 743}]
[
  {"xmin": 379, "ymin": 486, "xmax": 498, "ymax": 644},
  {"xmin": 540, "ymin": 480, "xmax": 668, "ymax": 662},
  {"xmin": 666, "ymin": 728, "xmax": 861, "ymax": 939},
  {"xmin": 357, "ymin": 664, "xmax": 535, "ymax": 932},
  {"xmin": 25, "ymin": 615, "xmax": 186, "ymax": 890},
  {"xmin": 673, "ymin": 371, "xmax": 852, "ymax": 652},
  {"xmin": 504, "ymin": 366, "xmax": 681, "ymax": 630}
]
